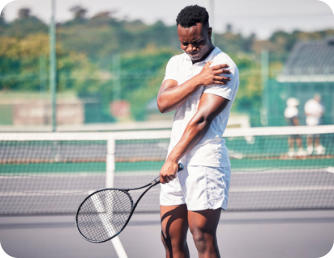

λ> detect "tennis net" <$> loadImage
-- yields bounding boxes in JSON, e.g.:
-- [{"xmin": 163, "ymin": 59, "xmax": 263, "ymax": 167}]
[{"xmin": 0, "ymin": 125, "xmax": 333, "ymax": 215}]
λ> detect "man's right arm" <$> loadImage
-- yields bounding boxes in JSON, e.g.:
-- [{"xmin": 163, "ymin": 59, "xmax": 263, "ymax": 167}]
[{"xmin": 157, "ymin": 62, "xmax": 231, "ymax": 113}]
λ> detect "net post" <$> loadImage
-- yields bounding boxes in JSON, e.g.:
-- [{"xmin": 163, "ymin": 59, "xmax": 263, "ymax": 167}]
[
  {"xmin": 106, "ymin": 136, "xmax": 128, "ymax": 258},
  {"xmin": 106, "ymin": 136, "xmax": 116, "ymax": 188}
]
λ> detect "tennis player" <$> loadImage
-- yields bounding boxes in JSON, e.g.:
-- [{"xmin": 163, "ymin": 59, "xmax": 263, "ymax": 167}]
[
  {"xmin": 157, "ymin": 5, "xmax": 239, "ymax": 258},
  {"xmin": 284, "ymin": 98, "xmax": 306, "ymax": 157},
  {"xmin": 304, "ymin": 94, "xmax": 325, "ymax": 155}
]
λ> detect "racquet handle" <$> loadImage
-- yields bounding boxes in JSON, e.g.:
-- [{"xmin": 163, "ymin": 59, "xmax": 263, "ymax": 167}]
[
  {"xmin": 153, "ymin": 163, "xmax": 184, "ymax": 185},
  {"xmin": 177, "ymin": 163, "xmax": 184, "ymax": 171}
]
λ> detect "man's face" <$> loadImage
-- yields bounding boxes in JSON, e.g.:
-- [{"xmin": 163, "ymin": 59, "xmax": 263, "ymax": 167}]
[{"xmin": 177, "ymin": 23, "xmax": 212, "ymax": 63}]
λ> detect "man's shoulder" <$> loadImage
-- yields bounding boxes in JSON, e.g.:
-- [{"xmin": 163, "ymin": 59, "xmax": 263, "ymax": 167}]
[
  {"xmin": 168, "ymin": 52, "xmax": 187, "ymax": 64},
  {"xmin": 211, "ymin": 48, "xmax": 238, "ymax": 70},
  {"xmin": 305, "ymin": 99, "xmax": 315, "ymax": 107}
]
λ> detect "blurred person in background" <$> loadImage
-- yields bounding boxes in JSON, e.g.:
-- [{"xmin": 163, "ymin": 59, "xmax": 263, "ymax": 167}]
[
  {"xmin": 304, "ymin": 94, "xmax": 325, "ymax": 155},
  {"xmin": 284, "ymin": 98, "xmax": 306, "ymax": 157}
]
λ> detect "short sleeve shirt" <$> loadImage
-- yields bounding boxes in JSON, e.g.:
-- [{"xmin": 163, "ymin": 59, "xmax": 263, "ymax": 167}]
[
  {"xmin": 284, "ymin": 106, "xmax": 298, "ymax": 119},
  {"xmin": 304, "ymin": 99, "xmax": 324, "ymax": 126},
  {"xmin": 163, "ymin": 47, "xmax": 239, "ymax": 167}
]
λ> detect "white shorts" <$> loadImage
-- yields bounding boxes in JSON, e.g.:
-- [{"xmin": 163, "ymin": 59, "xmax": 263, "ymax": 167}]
[{"xmin": 160, "ymin": 164, "xmax": 230, "ymax": 211}]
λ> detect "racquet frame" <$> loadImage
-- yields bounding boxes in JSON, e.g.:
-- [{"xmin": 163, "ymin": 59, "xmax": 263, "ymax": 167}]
[{"xmin": 76, "ymin": 163, "xmax": 183, "ymax": 243}]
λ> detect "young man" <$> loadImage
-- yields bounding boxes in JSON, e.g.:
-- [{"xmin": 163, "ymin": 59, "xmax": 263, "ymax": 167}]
[
  {"xmin": 304, "ymin": 94, "xmax": 325, "ymax": 155},
  {"xmin": 284, "ymin": 98, "xmax": 306, "ymax": 157},
  {"xmin": 157, "ymin": 5, "xmax": 239, "ymax": 258}
]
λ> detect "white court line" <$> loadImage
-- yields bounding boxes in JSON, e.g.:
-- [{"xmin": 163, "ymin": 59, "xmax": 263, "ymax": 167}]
[
  {"xmin": 232, "ymin": 168, "xmax": 332, "ymax": 174},
  {"xmin": 230, "ymin": 186, "xmax": 334, "ymax": 193},
  {"xmin": 91, "ymin": 194, "xmax": 128, "ymax": 258},
  {"xmin": 1, "ymin": 184, "xmax": 333, "ymax": 197},
  {"xmin": 0, "ymin": 171, "xmax": 158, "ymax": 178},
  {"xmin": 0, "ymin": 190, "xmax": 92, "ymax": 197},
  {"xmin": 0, "ymin": 173, "xmax": 103, "ymax": 179}
]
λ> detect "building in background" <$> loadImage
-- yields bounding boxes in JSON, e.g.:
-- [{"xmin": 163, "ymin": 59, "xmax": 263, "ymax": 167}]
[
  {"xmin": 265, "ymin": 37, "xmax": 334, "ymax": 126},
  {"xmin": 0, "ymin": 92, "xmax": 84, "ymax": 126}
]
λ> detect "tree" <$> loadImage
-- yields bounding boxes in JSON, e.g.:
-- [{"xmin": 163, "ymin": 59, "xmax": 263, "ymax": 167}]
[
  {"xmin": 69, "ymin": 5, "xmax": 87, "ymax": 21},
  {"xmin": 230, "ymin": 53, "xmax": 262, "ymax": 125},
  {"xmin": 118, "ymin": 47, "xmax": 176, "ymax": 120},
  {"xmin": 18, "ymin": 8, "xmax": 31, "ymax": 19},
  {"xmin": 79, "ymin": 47, "xmax": 177, "ymax": 121},
  {"xmin": 4, "ymin": 8, "xmax": 47, "ymax": 37},
  {"xmin": 2, "ymin": 8, "xmax": 334, "ymax": 124},
  {"xmin": 0, "ymin": 14, "xmax": 7, "ymax": 34},
  {"xmin": 0, "ymin": 34, "xmax": 101, "ymax": 93},
  {"xmin": 225, "ymin": 23, "xmax": 233, "ymax": 33}
]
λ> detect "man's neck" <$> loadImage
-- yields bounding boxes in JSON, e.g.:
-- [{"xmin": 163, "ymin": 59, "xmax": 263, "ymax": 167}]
[{"xmin": 192, "ymin": 45, "xmax": 215, "ymax": 64}]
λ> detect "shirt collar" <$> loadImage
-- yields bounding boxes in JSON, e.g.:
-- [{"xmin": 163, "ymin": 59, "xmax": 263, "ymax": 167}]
[{"xmin": 184, "ymin": 47, "xmax": 219, "ymax": 66}]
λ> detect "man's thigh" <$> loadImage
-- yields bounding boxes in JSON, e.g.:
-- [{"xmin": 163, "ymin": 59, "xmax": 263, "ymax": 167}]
[
  {"xmin": 160, "ymin": 204, "xmax": 189, "ymax": 240},
  {"xmin": 188, "ymin": 208, "xmax": 221, "ymax": 234}
]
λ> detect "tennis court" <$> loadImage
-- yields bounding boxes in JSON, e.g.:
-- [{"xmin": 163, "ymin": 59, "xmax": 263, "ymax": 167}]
[
  {"xmin": 0, "ymin": 126, "xmax": 333, "ymax": 257},
  {"xmin": 0, "ymin": 210, "xmax": 333, "ymax": 258}
]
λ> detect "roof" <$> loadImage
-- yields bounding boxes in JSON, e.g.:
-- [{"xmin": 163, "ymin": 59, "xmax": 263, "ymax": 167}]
[{"xmin": 278, "ymin": 37, "xmax": 334, "ymax": 82}]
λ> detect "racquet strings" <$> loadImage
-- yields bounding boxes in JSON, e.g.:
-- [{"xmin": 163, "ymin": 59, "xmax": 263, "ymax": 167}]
[{"xmin": 77, "ymin": 189, "xmax": 133, "ymax": 242}]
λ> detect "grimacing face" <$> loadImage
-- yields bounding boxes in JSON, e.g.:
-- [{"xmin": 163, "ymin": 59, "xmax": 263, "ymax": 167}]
[{"xmin": 177, "ymin": 23, "xmax": 213, "ymax": 63}]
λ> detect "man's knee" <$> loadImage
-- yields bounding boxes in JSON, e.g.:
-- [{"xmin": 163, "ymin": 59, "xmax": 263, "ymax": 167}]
[{"xmin": 190, "ymin": 223, "xmax": 218, "ymax": 254}]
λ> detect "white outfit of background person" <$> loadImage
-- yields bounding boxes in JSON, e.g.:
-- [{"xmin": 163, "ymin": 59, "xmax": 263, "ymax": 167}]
[
  {"xmin": 304, "ymin": 94, "xmax": 325, "ymax": 155},
  {"xmin": 284, "ymin": 98, "xmax": 305, "ymax": 157}
]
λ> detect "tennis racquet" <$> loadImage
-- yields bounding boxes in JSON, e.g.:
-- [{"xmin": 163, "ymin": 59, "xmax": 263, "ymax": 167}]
[{"xmin": 76, "ymin": 163, "xmax": 183, "ymax": 243}]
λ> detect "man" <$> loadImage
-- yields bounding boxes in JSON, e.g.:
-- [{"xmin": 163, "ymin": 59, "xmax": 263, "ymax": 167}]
[
  {"xmin": 157, "ymin": 5, "xmax": 239, "ymax": 258},
  {"xmin": 304, "ymin": 94, "xmax": 325, "ymax": 155},
  {"xmin": 284, "ymin": 98, "xmax": 305, "ymax": 157}
]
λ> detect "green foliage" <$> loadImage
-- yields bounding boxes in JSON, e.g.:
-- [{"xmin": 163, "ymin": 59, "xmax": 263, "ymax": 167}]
[
  {"xmin": 215, "ymin": 32, "xmax": 256, "ymax": 54},
  {"xmin": 2, "ymin": 10, "xmax": 47, "ymax": 38},
  {"xmin": 123, "ymin": 48, "xmax": 175, "ymax": 120},
  {"xmin": 1, "ymin": 7, "xmax": 334, "ymax": 123},
  {"xmin": 229, "ymin": 53, "xmax": 262, "ymax": 124},
  {"xmin": 57, "ymin": 17, "xmax": 178, "ymax": 69},
  {"xmin": 0, "ymin": 33, "xmax": 101, "ymax": 94},
  {"xmin": 0, "ymin": 34, "xmax": 49, "ymax": 90},
  {"xmin": 114, "ymin": 47, "xmax": 176, "ymax": 120}
]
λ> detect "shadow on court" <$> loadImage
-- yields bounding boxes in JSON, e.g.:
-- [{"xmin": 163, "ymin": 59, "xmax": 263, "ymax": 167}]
[{"xmin": 0, "ymin": 210, "xmax": 333, "ymax": 258}]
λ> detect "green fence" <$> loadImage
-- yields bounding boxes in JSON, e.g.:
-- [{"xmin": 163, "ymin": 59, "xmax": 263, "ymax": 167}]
[{"xmin": 265, "ymin": 80, "xmax": 334, "ymax": 126}]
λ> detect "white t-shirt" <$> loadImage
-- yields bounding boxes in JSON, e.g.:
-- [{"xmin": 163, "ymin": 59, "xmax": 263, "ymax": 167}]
[
  {"xmin": 284, "ymin": 106, "xmax": 298, "ymax": 119},
  {"xmin": 163, "ymin": 47, "xmax": 239, "ymax": 167},
  {"xmin": 304, "ymin": 99, "xmax": 324, "ymax": 126}
]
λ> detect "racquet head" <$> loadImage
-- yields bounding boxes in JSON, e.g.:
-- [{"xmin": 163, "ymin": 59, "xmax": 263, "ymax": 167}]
[
  {"xmin": 76, "ymin": 163, "xmax": 184, "ymax": 243},
  {"xmin": 76, "ymin": 188, "xmax": 133, "ymax": 243}
]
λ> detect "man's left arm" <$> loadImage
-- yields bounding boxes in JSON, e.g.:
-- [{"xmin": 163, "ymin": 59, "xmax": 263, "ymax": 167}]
[{"xmin": 159, "ymin": 93, "xmax": 229, "ymax": 183}]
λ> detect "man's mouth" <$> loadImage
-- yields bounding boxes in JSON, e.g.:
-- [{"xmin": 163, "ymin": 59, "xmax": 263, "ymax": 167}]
[{"xmin": 188, "ymin": 52, "xmax": 200, "ymax": 59}]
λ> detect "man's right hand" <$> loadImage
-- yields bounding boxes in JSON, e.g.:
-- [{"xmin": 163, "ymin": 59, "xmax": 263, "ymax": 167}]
[{"xmin": 196, "ymin": 61, "xmax": 231, "ymax": 86}]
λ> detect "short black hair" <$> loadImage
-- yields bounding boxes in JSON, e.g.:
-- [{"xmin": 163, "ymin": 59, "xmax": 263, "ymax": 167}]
[{"xmin": 176, "ymin": 5, "xmax": 209, "ymax": 28}]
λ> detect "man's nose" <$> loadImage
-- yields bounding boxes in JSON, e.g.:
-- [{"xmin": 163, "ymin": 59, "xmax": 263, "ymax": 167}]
[{"xmin": 186, "ymin": 44, "xmax": 197, "ymax": 53}]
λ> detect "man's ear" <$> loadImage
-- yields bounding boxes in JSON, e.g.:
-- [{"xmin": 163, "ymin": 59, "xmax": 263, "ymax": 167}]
[{"xmin": 208, "ymin": 27, "xmax": 212, "ymax": 38}]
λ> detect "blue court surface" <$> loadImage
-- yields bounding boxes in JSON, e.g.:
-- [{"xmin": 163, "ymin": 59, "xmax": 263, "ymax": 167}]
[{"xmin": 0, "ymin": 209, "xmax": 333, "ymax": 258}]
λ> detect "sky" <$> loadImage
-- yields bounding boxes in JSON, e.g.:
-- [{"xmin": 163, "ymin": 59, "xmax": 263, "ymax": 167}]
[{"xmin": 0, "ymin": 0, "xmax": 334, "ymax": 38}]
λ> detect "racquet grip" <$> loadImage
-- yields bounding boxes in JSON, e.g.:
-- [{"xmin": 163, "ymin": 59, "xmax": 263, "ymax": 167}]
[{"xmin": 153, "ymin": 163, "xmax": 184, "ymax": 185}]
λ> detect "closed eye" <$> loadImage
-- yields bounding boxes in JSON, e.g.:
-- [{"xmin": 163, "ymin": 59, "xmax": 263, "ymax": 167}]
[{"xmin": 182, "ymin": 39, "xmax": 205, "ymax": 48}]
